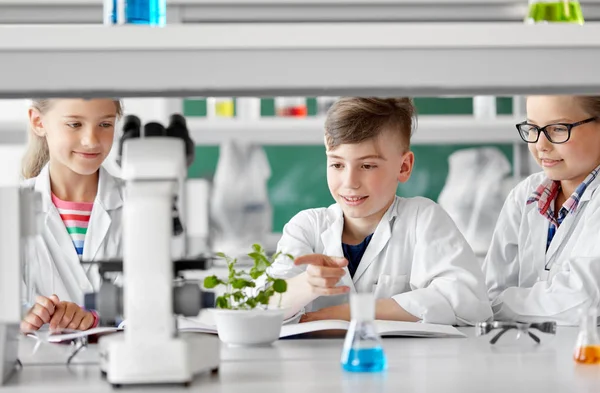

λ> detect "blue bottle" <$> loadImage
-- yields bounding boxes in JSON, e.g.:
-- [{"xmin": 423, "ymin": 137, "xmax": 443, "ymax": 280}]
[
  {"xmin": 341, "ymin": 293, "xmax": 387, "ymax": 373},
  {"xmin": 104, "ymin": 0, "xmax": 166, "ymax": 26}
]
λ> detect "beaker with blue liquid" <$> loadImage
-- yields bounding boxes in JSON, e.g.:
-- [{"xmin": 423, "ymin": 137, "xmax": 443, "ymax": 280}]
[
  {"xmin": 104, "ymin": 0, "xmax": 166, "ymax": 26},
  {"xmin": 341, "ymin": 293, "xmax": 387, "ymax": 373}
]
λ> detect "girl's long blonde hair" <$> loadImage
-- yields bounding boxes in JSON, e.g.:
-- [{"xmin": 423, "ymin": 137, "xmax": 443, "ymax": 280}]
[{"xmin": 22, "ymin": 99, "xmax": 123, "ymax": 179}]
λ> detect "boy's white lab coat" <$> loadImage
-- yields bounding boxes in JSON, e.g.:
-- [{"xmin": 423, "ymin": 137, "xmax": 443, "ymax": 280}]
[
  {"xmin": 270, "ymin": 196, "xmax": 493, "ymax": 325},
  {"xmin": 22, "ymin": 164, "xmax": 123, "ymax": 306},
  {"xmin": 483, "ymin": 172, "xmax": 600, "ymax": 326}
]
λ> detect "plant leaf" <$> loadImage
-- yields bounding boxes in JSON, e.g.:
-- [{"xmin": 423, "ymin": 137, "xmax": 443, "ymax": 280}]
[
  {"xmin": 231, "ymin": 278, "xmax": 255, "ymax": 289},
  {"xmin": 249, "ymin": 267, "xmax": 264, "ymax": 280},
  {"xmin": 232, "ymin": 291, "xmax": 245, "ymax": 302},
  {"xmin": 255, "ymin": 291, "xmax": 270, "ymax": 305},
  {"xmin": 272, "ymin": 279, "xmax": 287, "ymax": 293},
  {"xmin": 245, "ymin": 298, "xmax": 257, "ymax": 309},
  {"xmin": 252, "ymin": 243, "xmax": 264, "ymax": 253},
  {"xmin": 216, "ymin": 296, "xmax": 229, "ymax": 309},
  {"xmin": 203, "ymin": 276, "xmax": 223, "ymax": 289},
  {"xmin": 248, "ymin": 252, "xmax": 270, "ymax": 269}
]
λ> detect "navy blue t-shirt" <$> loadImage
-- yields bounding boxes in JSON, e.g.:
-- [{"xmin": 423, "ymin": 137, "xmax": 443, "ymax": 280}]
[{"xmin": 342, "ymin": 234, "xmax": 374, "ymax": 278}]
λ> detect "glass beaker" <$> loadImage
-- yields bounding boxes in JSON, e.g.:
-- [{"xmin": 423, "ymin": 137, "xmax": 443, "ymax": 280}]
[
  {"xmin": 104, "ymin": 0, "xmax": 167, "ymax": 26},
  {"xmin": 573, "ymin": 308, "xmax": 600, "ymax": 364},
  {"xmin": 526, "ymin": 0, "xmax": 584, "ymax": 24},
  {"xmin": 341, "ymin": 293, "xmax": 387, "ymax": 373}
]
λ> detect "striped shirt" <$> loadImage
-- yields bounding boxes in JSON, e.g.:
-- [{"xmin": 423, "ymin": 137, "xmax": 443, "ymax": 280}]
[
  {"xmin": 51, "ymin": 194, "xmax": 94, "ymax": 259},
  {"xmin": 526, "ymin": 165, "xmax": 600, "ymax": 252}
]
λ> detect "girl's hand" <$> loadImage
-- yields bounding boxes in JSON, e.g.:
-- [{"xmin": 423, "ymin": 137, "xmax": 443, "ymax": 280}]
[
  {"xmin": 20, "ymin": 294, "xmax": 60, "ymax": 332},
  {"xmin": 49, "ymin": 301, "xmax": 96, "ymax": 331}
]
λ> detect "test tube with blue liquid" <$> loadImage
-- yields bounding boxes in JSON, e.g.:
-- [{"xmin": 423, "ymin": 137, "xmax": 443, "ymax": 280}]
[
  {"xmin": 104, "ymin": 0, "xmax": 166, "ymax": 26},
  {"xmin": 341, "ymin": 293, "xmax": 387, "ymax": 373}
]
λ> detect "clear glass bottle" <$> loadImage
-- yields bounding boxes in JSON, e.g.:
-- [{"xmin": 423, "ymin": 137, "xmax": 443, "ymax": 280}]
[
  {"xmin": 573, "ymin": 308, "xmax": 600, "ymax": 364},
  {"xmin": 104, "ymin": 0, "xmax": 167, "ymax": 26},
  {"xmin": 341, "ymin": 293, "xmax": 387, "ymax": 373},
  {"xmin": 526, "ymin": 0, "xmax": 584, "ymax": 24}
]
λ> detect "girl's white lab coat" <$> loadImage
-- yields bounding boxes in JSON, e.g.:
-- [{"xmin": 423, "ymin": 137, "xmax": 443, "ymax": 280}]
[
  {"xmin": 270, "ymin": 196, "xmax": 493, "ymax": 325},
  {"xmin": 22, "ymin": 164, "xmax": 123, "ymax": 306},
  {"xmin": 483, "ymin": 172, "xmax": 600, "ymax": 326}
]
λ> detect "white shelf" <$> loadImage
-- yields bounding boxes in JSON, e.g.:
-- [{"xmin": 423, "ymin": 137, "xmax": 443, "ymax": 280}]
[
  {"xmin": 1, "ymin": 23, "xmax": 600, "ymax": 98},
  {"xmin": 0, "ymin": 116, "xmax": 522, "ymax": 145},
  {"xmin": 2, "ymin": 1, "xmax": 600, "ymax": 24},
  {"xmin": 0, "ymin": 0, "xmax": 562, "ymax": 24},
  {"xmin": 187, "ymin": 116, "xmax": 522, "ymax": 145},
  {"xmin": 0, "ymin": 0, "xmax": 534, "ymax": 4}
]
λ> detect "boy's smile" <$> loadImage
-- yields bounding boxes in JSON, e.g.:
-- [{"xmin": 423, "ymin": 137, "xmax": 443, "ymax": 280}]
[{"xmin": 326, "ymin": 131, "xmax": 413, "ymax": 231}]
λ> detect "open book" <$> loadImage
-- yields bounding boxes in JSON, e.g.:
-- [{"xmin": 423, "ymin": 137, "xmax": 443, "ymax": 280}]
[
  {"xmin": 277, "ymin": 320, "xmax": 465, "ymax": 338},
  {"xmin": 40, "ymin": 316, "xmax": 465, "ymax": 343},
  {"xmin": 174, "ymin": 316, "xmax": 465, "ymax": 338}
]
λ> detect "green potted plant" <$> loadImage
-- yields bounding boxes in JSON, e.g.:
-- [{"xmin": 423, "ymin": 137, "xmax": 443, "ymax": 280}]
[{"xmin": 203, "ymin": 244, "xmax": 292, "ymax": 346}]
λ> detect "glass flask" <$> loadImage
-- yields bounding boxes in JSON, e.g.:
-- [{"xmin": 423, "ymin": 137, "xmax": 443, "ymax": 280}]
[
  {"xmin": 341, "ymin": 293, "xmax": 387, "ymax": 373},
  {"xmin": 573, "ymin": 308, "xmax": 600, "ymax": 364}
]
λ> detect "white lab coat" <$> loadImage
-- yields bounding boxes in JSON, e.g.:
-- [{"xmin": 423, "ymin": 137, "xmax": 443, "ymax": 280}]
[
  {"xmin": 483, "ymin": 171, "xmax": 600, "ymax": 326},
  {"xmin": 270, "ymin": 196, "xmax": 493, "ymax": 325},
  {"xmin": 21, "ymin": 164, "xmax": 124, "ymax": 306}
]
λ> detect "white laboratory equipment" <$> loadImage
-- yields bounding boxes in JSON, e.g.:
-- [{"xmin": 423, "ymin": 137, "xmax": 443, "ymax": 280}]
[
  {"xmin": 0, "ymin": 117, "xmax": 219, "ymax": 387},
  {"xmin": 438, "ymin": 147, "xmax": 512, "ymax": 256},
  {"xmin": 92, "ymin": 121, "xmax": 219, "ymax": 386},
  {"xmin": 0, "ymin": 184, "xmax": 41, "ymax": 384},
  {"xmin": 210, "ymin": 139, "xmax": 272, "ymax": 259}
]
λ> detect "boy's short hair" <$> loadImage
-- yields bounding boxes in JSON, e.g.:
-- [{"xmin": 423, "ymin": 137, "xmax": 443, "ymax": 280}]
[{"xmin": 324, "ymin": 97, "xmax": 415, "ymax": 152}]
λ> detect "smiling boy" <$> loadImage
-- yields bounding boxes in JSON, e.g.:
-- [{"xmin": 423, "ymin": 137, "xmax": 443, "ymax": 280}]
[{"xmin": 269, "ymin": 97, "xmax": 492, "ymax": 325}]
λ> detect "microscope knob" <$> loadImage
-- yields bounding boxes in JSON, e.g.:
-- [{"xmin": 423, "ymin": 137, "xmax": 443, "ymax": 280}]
[{"xmin": 122, "ymin": 115, "xmax": 141, "ymax": 134}]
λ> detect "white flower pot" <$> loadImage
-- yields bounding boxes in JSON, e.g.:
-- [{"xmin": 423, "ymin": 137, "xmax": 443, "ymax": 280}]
[{"xmin": 211, "ymin": 308, "xmax": 285, "ymax": 346}]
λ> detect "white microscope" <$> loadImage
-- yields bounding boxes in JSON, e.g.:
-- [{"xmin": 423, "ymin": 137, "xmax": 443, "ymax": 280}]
[
  {"xmin": 93, "ymin": 115, "xmax": 220, "ymax": 387},
  {"xmin": 0, "ymin": 116, "xmax": 220, "ymax": 387}
]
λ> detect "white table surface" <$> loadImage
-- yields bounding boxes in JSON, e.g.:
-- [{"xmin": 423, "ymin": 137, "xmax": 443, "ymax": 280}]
[{"xmin": 5, "ymin": 327, "xmax": 600, "ymax": 393}]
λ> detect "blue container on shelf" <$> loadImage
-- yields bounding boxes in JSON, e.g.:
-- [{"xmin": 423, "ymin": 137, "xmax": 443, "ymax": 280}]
[{"xmin": 104, "ymin": 0, "xmax": 166, "ymax": 26}]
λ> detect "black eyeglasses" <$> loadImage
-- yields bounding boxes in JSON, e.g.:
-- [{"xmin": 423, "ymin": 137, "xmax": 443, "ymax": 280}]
[
  {"xmin": 476, "ymin": 321, "xmax": 557, "ymax": 345},
  {"xmin": 516, "ymin": 117, "xmax": 597, "ymax": 144}
]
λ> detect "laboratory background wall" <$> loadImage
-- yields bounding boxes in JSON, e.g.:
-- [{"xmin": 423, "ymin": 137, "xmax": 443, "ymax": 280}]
[{"xmin": 185, "ymin": 97, "xmax": 515, "ymax": 232}]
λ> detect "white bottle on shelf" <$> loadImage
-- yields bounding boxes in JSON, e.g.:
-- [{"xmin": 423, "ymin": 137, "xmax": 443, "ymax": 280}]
[
  {"xmin": 236, "ymin": 98, "xmax": 261, "ymax": 120},
  {"xmin": 473, "ymin": 96, "xmax": 497, "ymax": 120}
]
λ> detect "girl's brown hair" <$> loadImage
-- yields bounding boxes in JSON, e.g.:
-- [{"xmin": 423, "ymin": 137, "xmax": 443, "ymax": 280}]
[{"xmin": 577, "ymin": 96, "xmax": 600, "ymax": 118}]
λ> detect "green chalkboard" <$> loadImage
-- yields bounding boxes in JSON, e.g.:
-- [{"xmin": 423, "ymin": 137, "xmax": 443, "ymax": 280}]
[
  {"xmin": 188, "ymin": 144, "xmax": 513, "ymax": 232},
  {"xmin": 185, "ymin": 97, "xmax": 515, "ymax": 232}
]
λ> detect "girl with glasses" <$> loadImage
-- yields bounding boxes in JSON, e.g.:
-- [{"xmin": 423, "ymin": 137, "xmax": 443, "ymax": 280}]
[{"xmin": 483, "ymin": 95, "xmax": 600, "ymax": 326}]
